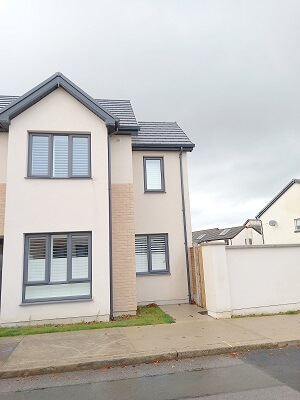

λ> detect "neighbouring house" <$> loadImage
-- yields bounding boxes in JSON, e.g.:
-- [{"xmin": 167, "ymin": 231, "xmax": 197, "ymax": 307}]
[
  {"xmin": 193, "ymin": 220, "xmax": 262, "ymax": 246},
  {"xmin": 256, "ymin": 178, "xmax": 300, "ymax": 244},
  {"xmin": 0, "ymin": 72, "xmax": 194, "ymax": 326}
]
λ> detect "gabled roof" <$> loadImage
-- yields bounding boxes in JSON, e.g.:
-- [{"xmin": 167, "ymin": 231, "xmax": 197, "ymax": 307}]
[
  {"xmin": 256, "ymin": 179, "xmax": 300, "ymax": 218},
  {"xmin": 0, "ymin": 95, "xmax": 139, "ymax": 132},
  {"xmin": 132, "ymin": 121, "xmax": 194, "ymax": 151},
  {"xmin": 192, "ymin": 226, "xmax": 245, "ymax": 244},
  {"xmin": 0, "ymin": 73, "xmax": 194, "ymax": 151},
  {"xmin": 0, "ymin": 72, "xmax": 119, "ymax": 133}
]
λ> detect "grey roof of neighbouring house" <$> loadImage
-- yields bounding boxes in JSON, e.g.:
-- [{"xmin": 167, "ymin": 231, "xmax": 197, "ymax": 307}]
[
  {"xmin": 192, "ymin": 226, "xmax": 245, "ymax": 244},
  {"xmin": 256, "ymin": 179, "xmax": 300, "ymax": 218},
  {"xmin": 0, "ymin": 74, "xmax": 194, "ymax": 151}
]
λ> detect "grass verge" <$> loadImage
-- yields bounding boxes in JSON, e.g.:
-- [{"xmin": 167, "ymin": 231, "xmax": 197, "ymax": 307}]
[
  {"xmin": 232, "ymin": 310, "xmax": 300, "ymax": 318},
  {"xmin": 0, "ymin": 305, "xmax": 175, "ymax": 338}
]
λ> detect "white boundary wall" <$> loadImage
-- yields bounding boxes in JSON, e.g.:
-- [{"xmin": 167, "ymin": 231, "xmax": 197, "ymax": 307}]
[{"xmin": 201, "ymin": 243, "xmax": 300, "ymax": 318}]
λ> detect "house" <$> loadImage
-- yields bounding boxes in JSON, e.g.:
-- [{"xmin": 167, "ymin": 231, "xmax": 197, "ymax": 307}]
[
  {"xmin": 256, "ymin": 179, "xmax": 300, "ymax": 244},
  {"xmin": 0, "ymin": 72, "xmax": 194, "ymax": 326},
  {"xmin": 193, "ymin": 220, "xmax": 262, "ymax": 245}
]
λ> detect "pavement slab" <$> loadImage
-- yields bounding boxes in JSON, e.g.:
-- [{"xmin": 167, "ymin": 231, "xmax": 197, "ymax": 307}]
[{"xmin": 0, "ymin": 304, "xmax": 299, "ymax": 378}]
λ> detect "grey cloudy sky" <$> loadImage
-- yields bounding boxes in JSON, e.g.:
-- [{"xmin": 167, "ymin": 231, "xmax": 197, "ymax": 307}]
[{"xmin": 1, "ymin": 0, "xmax": 300, "ymax": 230}]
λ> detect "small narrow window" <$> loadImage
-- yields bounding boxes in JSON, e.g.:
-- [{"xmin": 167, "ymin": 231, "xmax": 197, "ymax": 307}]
[
  {"xmin": 72, "ymin": 136, "xmax": 90, "ymax": 177},
  {"xmin": 30, "ymin": 135, "xmax": 50, "ymax": 176},
  {"xmin": 144, "ymin": 158, "xmax": 164, "ymax": 192},
  {"xmin": 53, "ymin": 135, "xmax": 69, "ymax": 177},
  {"xmin": 295, "ymin": 219, "xmax": 300, "ymax": 231},
  {"xmin": 135, "ymin": 234, "xmax": 169, "ymax": 274},
  {"xmin": 24, "ymin": 232, "xmax": 91, "ymax": 303}
]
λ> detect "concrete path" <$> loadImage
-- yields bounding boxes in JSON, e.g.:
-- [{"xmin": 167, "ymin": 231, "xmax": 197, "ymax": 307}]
[{"xmin": 0, "ymin": 304, "xmax": 299, "ymax": 378}]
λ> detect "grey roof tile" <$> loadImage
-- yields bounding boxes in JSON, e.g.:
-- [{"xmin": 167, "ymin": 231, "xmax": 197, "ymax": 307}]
[
  {"xmin": 0, "ymin": 95, "xmax": 138, "ymax": 130},
  {"xmin": 192, "ymin": 226, "xmax": 245, "ymax": 244},
  {"xmin": 132, "ymin": 121, "xmax": 194, "ymax": 151},
  {"xmin": 0, "ymin": 95, "xmax": 194, "ymax": 151}
]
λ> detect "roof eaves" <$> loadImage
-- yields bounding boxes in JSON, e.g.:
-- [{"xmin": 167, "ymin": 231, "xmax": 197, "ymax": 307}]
[
  {"xmin": 132, "ymin": 143, "xmax": 195, "ymax": 152},
  {"xmin": 0, "ymin": 72, "xmax": 118, "ymax": 132},
  {"xmin": 255, "ymin": 179, "xmax": 300, "ymax": 218}
]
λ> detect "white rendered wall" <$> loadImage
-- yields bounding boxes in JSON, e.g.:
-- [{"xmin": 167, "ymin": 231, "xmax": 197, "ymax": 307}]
[
  {"xmin": 1, "ymin": 88, "xmax": 111, "ymax": 325},
  {"xmin": 201, "ymin": 243, "xmax": 300, "ymax": 317},
  {"xmin": 260, "ymin": 183, "xmax": 300, "ymax": 244},
  {"xmin": 133, "ymin": 151, "xmax": 192, "ymax": 305},
  {"xmin": 231, "ymin": 228, "xmax": 263, "ymax": 245}
]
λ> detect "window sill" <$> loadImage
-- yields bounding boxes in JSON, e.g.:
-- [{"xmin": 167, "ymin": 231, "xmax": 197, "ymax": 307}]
[
  {"xmin": 20, "ymin": 298, "xmax": 93, "ymax": 306},
  {"xmin": 136, "ymin": 272, "xmax": 170, "ymax": 276},
  {"xmin": 294, "ymin": 230, "xmax": 300, "ymax": 233},
  {"xmin": 25, "ymin": 177, "xmax": 92, "ymax": 180},
  {"xmin": 144, "ymin": 190, "xmax": 166, "ymax": 193}
]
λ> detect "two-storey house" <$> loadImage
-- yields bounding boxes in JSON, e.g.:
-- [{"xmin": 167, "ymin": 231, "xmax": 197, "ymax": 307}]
[{"xmin": 0, "ymin": 73, "xmax": 194, "ymax": 326}]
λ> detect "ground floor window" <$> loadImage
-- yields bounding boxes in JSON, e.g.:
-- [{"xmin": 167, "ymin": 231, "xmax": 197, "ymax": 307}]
[
  {"xmin": 135, "ymin": 234, "xmax": 169, "ymax": 274},
  {"xmin": 23, "ymin": 232, "xmax": 91, "ymax": 303}
]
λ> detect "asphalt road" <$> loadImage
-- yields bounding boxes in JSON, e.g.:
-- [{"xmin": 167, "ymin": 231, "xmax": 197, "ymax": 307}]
[{"xmin": 0, "ymin": 346, "xmax": 299, "ymax": 399}]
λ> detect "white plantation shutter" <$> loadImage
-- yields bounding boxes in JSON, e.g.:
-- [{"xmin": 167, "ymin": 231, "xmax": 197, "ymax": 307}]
[
  {"xmin": 72, "ymin": 235, "xmax": 89, "ymax": 279},
  {"xmin": 27, "ymin": 237, "xmax": 46, "ymax": 282},
  {"xmin": 145, "ymin": 159, "xmax": 162, "ymax": 190},
  {"xmin": 25, "ymin": 282, "xmax": 90, "ymax": 300},
  {"xmin": 135, "ymin": 236, "xmax": 148, "ymax": 273},
  {"xmin": 31, "ymin": 136, "xmax": 49, "ymax": 176},
  {"xmin": 53, "ymin": 136, "xmax": 68, "ymax": 177},
  {"xmin": 150, "ymin": 235, "xmax": 167, "ymax": 271},
  {"xmin": 50, "ymin": 235, "xmax": 68, "ymax": 282},
  {"xmin": 72, "ymin": 136, "xmax": 89, "ymax": 176}
]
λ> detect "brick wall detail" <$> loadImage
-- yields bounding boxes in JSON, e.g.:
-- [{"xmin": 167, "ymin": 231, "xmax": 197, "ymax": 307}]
[{"xmin": 111, "ymin": 183, "xmax": 137, "ymax": 314}]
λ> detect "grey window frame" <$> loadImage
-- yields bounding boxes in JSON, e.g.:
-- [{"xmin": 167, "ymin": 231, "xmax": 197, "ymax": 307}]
[
  {"xmin": 294, "ymin": 218, "xmax": 300, "ymax": 232},
  {"xmin": 143, "ymin": 157, "xmax": 165, "ymax": 192},
  {"xmin": 135, "ymin": 233, "xmax": 170, "ymax": 275},
  {"xmin": 23, "ymin": 231, "xmax": 92, "ymax": 303},
  {"xmin": 28, "ymin": 133, "xmax": 91, "ymax": 178}
]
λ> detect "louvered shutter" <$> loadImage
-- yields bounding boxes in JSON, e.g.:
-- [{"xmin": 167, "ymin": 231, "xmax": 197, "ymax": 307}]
[
  {"xmin": 31, "ymin": 136, "xmax": 49, "ymax": 176},
  {"xmin": 72, "ymin": 234, "xmax": 89, "ymax": 279},
  {"xmin": 50, "ymin": 235, "xmax": 68, "ymax": 282},
  {"xmin": 145, "ymin": 159, "xmax": 162, "ymax": 190},
  {"xmin": 53, "ymin": 136, "xmax": 69, "ymax": 177},
  {"xmin": 150, "ymin": 235, "xmax": 167, "ymax": 271},
  {"xmin": 72, "ymin": 136, "xmax": 89, "ymax": 176},
  {"xmin": 135, "ymin": 236, "xmax": 148, "ymax": 273},
  {"xmin": 27, "ymin": 237, "xmax": 46, "ymax": 282},
  {"xmin": 25, "ymin": 282, "xmax": 90, "ymax": 300}
]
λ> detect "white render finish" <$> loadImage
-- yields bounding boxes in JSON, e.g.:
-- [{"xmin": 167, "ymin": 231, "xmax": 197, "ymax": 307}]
[
  {"xmin": 0, "ymin": 132, "xmax": 8, "ymax": 183},
  {"xmin": 230, "ymin": 227, "xmax": 263, "ymax": 245},
  {"xmin": 201, "ymin": 243, "xmax": 300, "ymax": 317},
  {"xmin": 133, "ymin": 151, "xmax": 192, "ymax": 305},
  {"xmin": 1, "ymin": 89, "xmax": 110, "ymax": 325},
  {"xmin": 260, "ymin": 183, "xmax": 300, "ymax": 244}
]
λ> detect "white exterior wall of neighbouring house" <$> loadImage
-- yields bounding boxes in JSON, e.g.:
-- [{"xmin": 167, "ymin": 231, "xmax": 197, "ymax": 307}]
[
  {"xmin": 0, "ymin": 88, "xmax": 111, "ymax": 325},
  {"xmin": 231, "ymin": 228, "xmax": 263, "ymax": 245},
  {"xmin": 201, "ymin": 243, "xmax": 300, "ymax": 318},
  {"xmin": 133, "ymin": 151, "xmax": 192, "ymax": 305},
  {"xmin": 259, "ymin": 183, "xmax": 300, "ymax": 244}
]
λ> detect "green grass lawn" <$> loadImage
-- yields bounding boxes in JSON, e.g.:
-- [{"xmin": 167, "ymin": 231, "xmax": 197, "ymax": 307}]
[
  {"xmin": 0, "ymin": 305, "xmax": 175, "ymax": 338},
  {"xmin": 232, "ymin": 310, "xmax": 300, "ymax": 318}
]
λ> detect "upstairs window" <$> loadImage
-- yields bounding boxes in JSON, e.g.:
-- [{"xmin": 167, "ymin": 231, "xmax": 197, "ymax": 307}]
[
  {"xmin": 135, "ymin": 234, "xmax": 169, "ymax": 274},
  {"xmin": 295, "ymin": 218, "xmax": 300, "ymax": 231},
  {"xmin": 144, "ymin": 157, "xmax": 165, "ymax": 192},
  {"xmin": 28, "ymin": 134, "xmax": 91, "ymax": 178}
]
